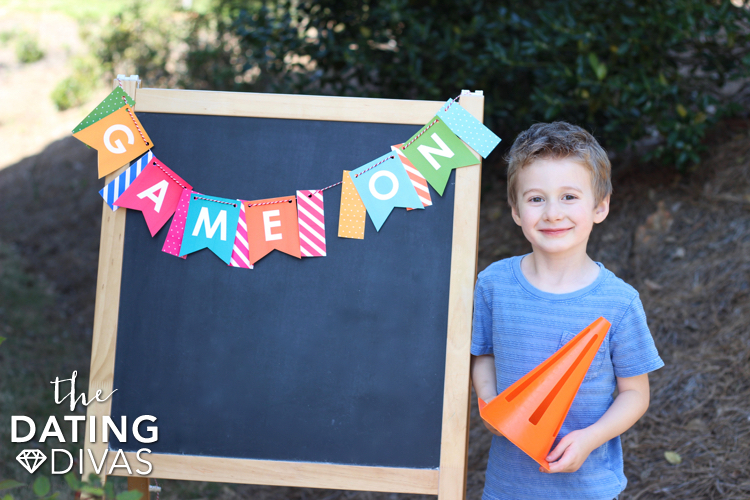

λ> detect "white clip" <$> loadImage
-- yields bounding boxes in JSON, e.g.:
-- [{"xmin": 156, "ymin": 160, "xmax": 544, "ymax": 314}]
[{"xmin": 149, "ymin": 485, "xmax": 162, "ymax": 492}]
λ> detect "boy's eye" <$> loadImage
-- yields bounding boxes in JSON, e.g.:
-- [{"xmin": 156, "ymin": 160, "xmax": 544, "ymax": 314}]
[
  {"xmin": 563, "ymin": 194, "xmax": 577, "ymax": 201},
  {"xmin": 529, "ymin": 196, "xmax": 543, "ymax": 203}
]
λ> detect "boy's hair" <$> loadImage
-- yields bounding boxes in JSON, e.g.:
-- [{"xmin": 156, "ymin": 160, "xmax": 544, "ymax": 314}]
[{"xmin": 506, "ymin": 122, "xmax": 612, "ymax": 210}]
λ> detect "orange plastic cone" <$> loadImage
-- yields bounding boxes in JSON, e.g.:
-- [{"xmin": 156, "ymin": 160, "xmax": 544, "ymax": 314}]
[{"xmin": 478, "ymin": 317, "xmax": 611, "ymax": 471}]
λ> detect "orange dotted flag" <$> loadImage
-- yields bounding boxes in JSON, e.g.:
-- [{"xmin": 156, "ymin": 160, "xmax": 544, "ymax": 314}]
[
  {"xmin": 245, "ymin": 196, "xmax": 302, "ymax": 266},
  {"xmin": 73, "ymin": 104, "xmax": 153, "ymax": 179},
  {"xmin": 337, "ymin": 170, "xmax": 366, "ymax": 239}
]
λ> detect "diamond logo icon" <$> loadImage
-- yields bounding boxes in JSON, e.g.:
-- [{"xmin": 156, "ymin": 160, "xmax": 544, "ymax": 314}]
[{"xmin": 16, "ymin": 449, "xmax": 47, "ymax": 473}]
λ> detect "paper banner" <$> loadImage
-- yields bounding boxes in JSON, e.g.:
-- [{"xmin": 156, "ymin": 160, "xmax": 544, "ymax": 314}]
[
  {"xmin": 436, "ymin": 99, "xmax": 501, "ymax": 158},
  {"xmin": 180, "ymin": 194, "xmax": 241, "ymax": 264},
  {"xmin": 245, "ymin": 196, "xmax": 302, "ymax": 265},
  {"xmin": 229, "ymin": 202, "xmax": 253, "ymax": 269},
  {"xmin": 338, "ymin": 170, "xmax": 367, "ymax": 239},
  {"xmin": 391, "ymin": 144, "xmax": 432, "ymax": 210},
  {"xmin": 99, "ymin": 151, "xmax": 153, "ymax": 211},
  {"xmin": 73, "ymin": 104, "xmax": 154, "ymax": 178},
  {"xmin": 349, "ymin": 152, "xmax": 422, "ymax": 231},
  {"xmin": 162, "ymin": 188, "xmax": 197, "ymax": 259},
  {"xmin": 114, "ymin": 157, "xmax": 192, "ymax": 236},
  {"xmin": 401, "ymin": 117, "xmax": 477, "ymax": 196},
  {"xmin": 72, "ymin": 87, "xmax": 135, "ymax": 134},
  {"xmin": 296, "ymin": 190, "xmax": 326, "ymax": 257}
]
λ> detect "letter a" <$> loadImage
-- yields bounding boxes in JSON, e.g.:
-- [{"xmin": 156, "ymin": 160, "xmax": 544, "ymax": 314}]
[
  {"xmin": 192, "ymin": 207, "xmax": 227, "ymax": 241},
  {"xmin": 417, "ymin": 133, "xmax": 455, "ymax": 170},
  {"xmin": 137, "ymin": 180, "xmax": 169, "ymax": 213}
]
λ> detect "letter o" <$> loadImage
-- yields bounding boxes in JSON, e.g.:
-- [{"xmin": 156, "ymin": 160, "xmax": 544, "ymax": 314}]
[{"xmin": 368, "ymin": 171, "xmax": 399, "ymax": 201}]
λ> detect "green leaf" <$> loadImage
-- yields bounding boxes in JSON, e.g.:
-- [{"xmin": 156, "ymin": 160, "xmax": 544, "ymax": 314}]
[
  {"xmin": 64, "ymin": 472, "xmax": 81, "ymax": 491},
  {"xmin": 45, "ymin": 493, "xmax": 59, "ymax": 500},
  {"xmin": 676, "ymin": 104, "xmax": 688, "ymax": 118},
  {"xmin": 81, "ymin": 485, "xmax": 104, "ymax": 496},
  {"xmin": 32, "ymin": 477, "xmax": 50, "ymax": 498},
  {"xmin": 104, "ymin": 482, "xmax": 115, "ymax": 499},
  {"xmin": 116, "ymin": 490, "xmax": 143, "ymax": 500},
  {"xmin": 0, "ymin": 481, "xmax": 24, "ymax": 492},
  {"xmin": 664, "ymin": 451, "xmax": 682, "ymax": 465},
  {"xmin": 0, "ymin": 336, "xmax": 6, "ymax": 347},
  {"xmin": 3, "ymin": 493, "xmax": 15, "ymax": 500}
]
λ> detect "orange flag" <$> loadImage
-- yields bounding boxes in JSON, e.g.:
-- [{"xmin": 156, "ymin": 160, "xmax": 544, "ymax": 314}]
[
  {"xmin": 72, "ymin": 105, "xmax": 153, "ymax": 178},
  {"xmin": 245, "ymin": 196, "xmax": 302, "ymax": 265}
]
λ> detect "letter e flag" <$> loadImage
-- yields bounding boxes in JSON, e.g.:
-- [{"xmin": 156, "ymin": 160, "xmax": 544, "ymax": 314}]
[
  {"xmin": 114, "ymin": 157, "xmax": 192, "ymax": 236},
  {"xmin": 72, "ymin": 92, "xmax": 153, "ymax": 178},
  {"xmin": 245, "ymin": 196, "xmax": 301, "ymax": 265},
  {"xmin": 180, "ymin": 194, "xmax": 241, "ymax": 264},
  {"xmin": 401, "ymin": 118, "xmax": 477, "ymax": 196},
  {"xmin": 350, "ymin": 152, "xmax": 422, "ymax": 231}
]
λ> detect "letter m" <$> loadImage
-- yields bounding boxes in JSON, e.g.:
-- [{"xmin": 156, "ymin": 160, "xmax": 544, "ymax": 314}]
[
  {"xmin": 192, "ymin": 207, "xmax": 227, "ymax": 241},
  {"xmin": 417, "ymin": 133, "xmax": 455, "ymax": 170}
]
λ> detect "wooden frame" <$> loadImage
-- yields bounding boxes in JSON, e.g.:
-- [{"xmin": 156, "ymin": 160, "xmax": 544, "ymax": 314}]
[{"xmin": 85, "ymin": 80, "xmax": 483, "ymax": 500}]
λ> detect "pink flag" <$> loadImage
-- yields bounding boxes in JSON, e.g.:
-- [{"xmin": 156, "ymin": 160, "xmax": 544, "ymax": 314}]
[
  {"xmin": 162, "ymin": 189, "xmax": 196, "ymax": 259},
  {"xmin": 114, "ymin": 157, "xmax": 192, "ymax": 236},
  {"xmin": 229, "ymin": 202, "xmax": 253, "ymax": 269},
  {"xmin": 296, "ymin": 190, "xmax": 326, "ymax": 257}
]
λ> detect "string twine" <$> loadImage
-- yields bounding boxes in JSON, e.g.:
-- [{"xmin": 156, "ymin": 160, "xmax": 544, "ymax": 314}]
[
  {"xmin": 400, "ymin": 93, "xmax": 462, "ymax": 152},
  {"xmin": 116, "ymin": 78, "xmax": 150, "ymax": 147},
  {"xmin": 354, "ymin": 154, "xmax": 396, "ymax": 178},
  {"xmin": 151, "ymin": 161, "xmax": 189, "ymax": 190},
  {"xmin": 247, "ymin": 197, "xmax": 295, "ymax": 208},
  {"xmin": 193, "ymin": 195, "xmax": 237, "ymax": 207}
]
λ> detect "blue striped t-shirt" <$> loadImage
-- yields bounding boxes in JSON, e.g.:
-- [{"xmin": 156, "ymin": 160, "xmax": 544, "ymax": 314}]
[{"xmin": 471, "ymin": 255, "xmax": 664, "ymax": 500}]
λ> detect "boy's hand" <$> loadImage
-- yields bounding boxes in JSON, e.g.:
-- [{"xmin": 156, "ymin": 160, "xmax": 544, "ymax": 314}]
[
  {"xmin": 482, "ymin": 420, "xmax": 503, "ymax": 437},
  {"xmin": 541, "ymin": 429, "xmax": 596, "ymax": 473}
]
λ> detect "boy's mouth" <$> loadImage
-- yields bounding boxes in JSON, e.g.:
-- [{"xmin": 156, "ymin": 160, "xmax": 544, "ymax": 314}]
[{"xmin": 539, "ymin": 228, "xmax": 572, "ymax": 236}]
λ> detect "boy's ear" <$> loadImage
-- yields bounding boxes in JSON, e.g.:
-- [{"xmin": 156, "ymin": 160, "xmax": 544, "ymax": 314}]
[
  {"xmin": 593, "ymin": 195, "xmax": 610, "ymax": 224},
  {"xmin": 510, "ymin": 202, "xmax": 522, "ymax": 226}
]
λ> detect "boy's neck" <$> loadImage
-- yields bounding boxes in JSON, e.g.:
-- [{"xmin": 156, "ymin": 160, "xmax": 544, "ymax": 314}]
[{"xmin": 520, "ymin": 250, "xmax": 600, "ymax": 294}]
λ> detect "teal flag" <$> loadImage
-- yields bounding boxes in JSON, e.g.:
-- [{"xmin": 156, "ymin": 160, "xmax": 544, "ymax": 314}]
[
  {"xmin": 180, "ymin": 194, "xmax": 241, "ymax": 264},
  {"xmin": 350, "ymin": 152, "xmax": 422, "ymax": 231}
]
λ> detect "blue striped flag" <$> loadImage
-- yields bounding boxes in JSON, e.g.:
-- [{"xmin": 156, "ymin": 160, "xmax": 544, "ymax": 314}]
[{"xmin": 99, "ymin": 151, "xmax": 153, "ymax": 211}]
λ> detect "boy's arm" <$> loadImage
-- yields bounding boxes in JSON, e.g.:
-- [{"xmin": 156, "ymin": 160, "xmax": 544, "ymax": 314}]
[
  {"xmin": 543, "ymin": 373, "xmax": 650, "ymax": 473},
  {"xmin": 471, "ymin": 354, "xmax": 502, "ymax": 437}
]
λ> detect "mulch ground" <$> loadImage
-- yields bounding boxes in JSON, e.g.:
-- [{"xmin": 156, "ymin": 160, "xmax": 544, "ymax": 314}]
[{"xmin": 0, "ymin": 124, "xmax": 748, "ymax": 499}]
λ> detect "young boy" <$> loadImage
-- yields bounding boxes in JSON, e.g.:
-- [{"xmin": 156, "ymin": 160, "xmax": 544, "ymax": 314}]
[{"xmin": 471, "ymin": 122, "xmax": 664, "ymax": 500}]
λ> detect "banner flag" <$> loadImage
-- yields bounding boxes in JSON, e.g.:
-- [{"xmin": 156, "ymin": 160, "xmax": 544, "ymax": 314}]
[
  {"xmin": 296, "ymin": 190, "xmax": 326, "ymax": 257},
  {"xmin": 162, "ymin": 188, "xmax": 197, "ymax": 259},
  {"xmin": 114, "ymin": 157, "xmax": 192, "ymax": 236},
  {"xmin": 99, "ymin": 151, "xmax": 153, "ymax": 211},
  {"xmin": 391, "ymin": 144, "xmax": 432, "ymax": 210},
  {"xmin": 349, "ymin": 152, "xmax": 422, "ymax": 232},
  {"xmin": 72, "ymin": 87, "xmax": 135, "ymax": 134},
  {"xmin": 180, "ymin": 194, "xmax": 241, "ymax": 264},
  {"xmin": 401, "ymin": 117, "xmax": 478, "ymax": 196},
  {"xmin": 436, "ymin": 99, "xmax": 501, "ymax": 158},
  {"xmin": 338, "ymin": 170, "xmax": 367, "ymax": 239},
  {"xmin": 73, "ymin": 104, "xmax": 153, "ymax": 178},
  {"xmin": 229, "ymin": 202, "xmax": 253, "ymax": 269},
  {"xmin": 245, "ymin": 196, "xmax": 302, "ymax": 265}
]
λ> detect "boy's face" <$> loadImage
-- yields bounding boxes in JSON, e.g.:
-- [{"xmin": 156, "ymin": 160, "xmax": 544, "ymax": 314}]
[{"xmin": 511, "ymin": 157, "xmax": 609, "ymax": 259}]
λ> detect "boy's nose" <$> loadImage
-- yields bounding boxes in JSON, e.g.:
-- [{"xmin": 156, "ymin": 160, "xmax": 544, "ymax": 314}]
[{"xmin": 543, "ymin": 202, "xmax": 564, "ymax": 221}]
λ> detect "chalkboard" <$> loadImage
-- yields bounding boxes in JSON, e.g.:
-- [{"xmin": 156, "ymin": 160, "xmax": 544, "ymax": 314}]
[{"xmin": 85, "ymin": 84, "xmax": 482, "ymax": 499}]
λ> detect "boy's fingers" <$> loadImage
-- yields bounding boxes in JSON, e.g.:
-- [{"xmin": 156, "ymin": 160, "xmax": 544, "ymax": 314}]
[{"xmin": 546, "ymin": 439, "xmax": 569, "ymax": 463}]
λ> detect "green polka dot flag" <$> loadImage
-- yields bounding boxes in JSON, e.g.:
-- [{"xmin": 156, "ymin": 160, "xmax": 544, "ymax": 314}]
[{"xmin": 72, "ymin": 87, "xmax": 135, "ymax": 134}]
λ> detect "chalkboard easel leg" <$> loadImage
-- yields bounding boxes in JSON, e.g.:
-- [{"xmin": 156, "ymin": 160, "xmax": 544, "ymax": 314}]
[{"xmin": 127, "ymin": 477, "xmax": 150, "ymax": 500}]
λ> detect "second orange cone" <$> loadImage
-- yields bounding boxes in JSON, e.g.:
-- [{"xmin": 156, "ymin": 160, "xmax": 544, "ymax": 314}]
[{"xmin": 478, "ymin": 317, "xmax": 611, "ymax": 471}]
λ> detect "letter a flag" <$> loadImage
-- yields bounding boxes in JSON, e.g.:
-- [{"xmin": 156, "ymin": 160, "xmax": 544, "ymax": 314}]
[
  {"xmin": 245, "ymin": 196, "xmax": 301, "ymax": 265},
  {"xmin": 391, "ymin": 144, "xmax": 432, "ymax": 210},
  {"xmin": 401, "ymin": 117, "xmax": 478, "ymax": 196},
  {"xmin": 296, "ymin": 190, "xmax": 326, "ymax": 257},
  {"xmin": 99, "ymin": 151, "xmax": 152, "ymax": 211},
  {"xmin": 72, "ymin": 92, "xmax": 153, "ymax": 178},
  {"xmin": 162, "ymin": 188, "xmax": 197, "ymax": 259},
  {"xmin": 229, "ymin": 202, "xmax": 253, "ymax": 269},
  {"xmin": 180, "ymin": 194, "xmax": 241, "ymax": 264},
  {"xmin": 349, "ymin": 152, "xmax": 422, "ymax": 231},
  {"xmin": 114, "ymin": 157, "xmax": 192, "ymax": 236},
  {"xmin": 436, "ymin": 99, "xmax": 501, "ymax": 158}
]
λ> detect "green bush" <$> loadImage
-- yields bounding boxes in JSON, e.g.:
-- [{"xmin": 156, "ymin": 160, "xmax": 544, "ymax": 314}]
[
  {"xmin": 15, "ymin": 32, "xmax": 44, "ymax": 64},
  {"xmin": 95, "ymin": 0, "xmax": 750, "ymax": 170},
  {"xmin": 51, "ymin": 55, "xmax": 101, "ymax": 110}
]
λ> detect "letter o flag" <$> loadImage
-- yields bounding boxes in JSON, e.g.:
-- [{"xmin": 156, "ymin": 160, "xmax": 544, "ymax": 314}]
[{"xmin": 368, "ymin": 171, "xmax": 399, "ymax": 201}]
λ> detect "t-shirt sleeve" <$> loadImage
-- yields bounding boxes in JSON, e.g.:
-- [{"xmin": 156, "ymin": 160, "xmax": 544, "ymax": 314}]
[
  {"xmin": 471, "ymin": 277, "xmax": 494, "ymax": 356},
  {"xmin": 611, "ymin": 294, "xmax": 664, "ymax": 378}
]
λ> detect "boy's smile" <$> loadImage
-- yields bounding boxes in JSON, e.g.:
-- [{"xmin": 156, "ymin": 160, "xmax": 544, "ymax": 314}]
[{"xmin": 511, "ymin": 157, "xmax": 609, "ymax": 259}]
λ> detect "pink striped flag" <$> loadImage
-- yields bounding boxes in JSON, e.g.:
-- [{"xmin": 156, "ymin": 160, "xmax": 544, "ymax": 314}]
[
  {"xmin": 229, "ymin": 201, "xmax": 253, "ymax": 269},
  {"xmin": 296, "ymin": 190, "xmax": 326, "ymax": 257},
  {"xmin": 391, "ymin": 144, "xmax": 432, "ymax": 209},
  {"xmin": 162, "ymin": 188, "xmax": 194, "ymax": 259}
]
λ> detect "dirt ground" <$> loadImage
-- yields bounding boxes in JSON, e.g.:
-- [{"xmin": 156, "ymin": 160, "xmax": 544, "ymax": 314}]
[{"xmin": 0, "ymin": 115, "xmax": 748, "ymax": 499}]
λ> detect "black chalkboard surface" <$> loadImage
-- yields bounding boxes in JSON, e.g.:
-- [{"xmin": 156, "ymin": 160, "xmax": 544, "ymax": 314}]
[
  {"xmin": 86, "ymin": 86, "xmax": 481, "ymax": 498},
  {"xmin": 111, "ymin": 113, "xmax": 453, "ymax": 468}
]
